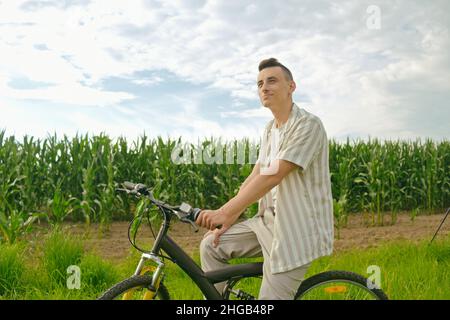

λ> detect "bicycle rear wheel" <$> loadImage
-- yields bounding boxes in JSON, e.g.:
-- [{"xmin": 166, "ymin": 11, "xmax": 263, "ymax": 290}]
[
  {"xmin": 295, "ymin": 270, "xmax": 388, "ymax": 300},
  {"xmin": 98, "ymin": 275, "xmax": 170, "ymax": 300}
]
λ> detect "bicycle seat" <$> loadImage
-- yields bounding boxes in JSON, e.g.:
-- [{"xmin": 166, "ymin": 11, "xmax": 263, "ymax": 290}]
[{"xmin": 203, "ymin": 262, "xmax": 263, "ymax": 284}]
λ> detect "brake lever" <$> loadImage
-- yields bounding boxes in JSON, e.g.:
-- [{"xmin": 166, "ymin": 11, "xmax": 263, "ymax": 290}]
[
  {"xmin": 180, "ymin": 217, "xmax": 199, "ymax": 233},
  {"xmin": 176, "ymin": 203, "xmax": 200, "ymax": 233}
]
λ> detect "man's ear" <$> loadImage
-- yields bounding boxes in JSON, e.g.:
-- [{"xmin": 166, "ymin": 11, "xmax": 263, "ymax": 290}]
[{"xmin": 289, "ymin": 80, "xmax": 296, "ymax": 93}]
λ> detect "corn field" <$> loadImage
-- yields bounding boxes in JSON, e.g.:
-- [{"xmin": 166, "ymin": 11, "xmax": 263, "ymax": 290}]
[{"xmin": 0, "ymin": 130, "xmax": 449, "ymax": 243}]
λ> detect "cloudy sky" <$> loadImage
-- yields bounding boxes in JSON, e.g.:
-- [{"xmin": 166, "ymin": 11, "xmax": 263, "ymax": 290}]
[{"xmin": 1, "ymin": 0, "xmax": 449, "ymax": 144}]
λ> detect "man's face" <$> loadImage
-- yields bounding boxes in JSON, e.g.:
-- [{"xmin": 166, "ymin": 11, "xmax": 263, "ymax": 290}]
[{"xmin": 257, "ymin": 66, "xmax": 295, "ymax": 108}]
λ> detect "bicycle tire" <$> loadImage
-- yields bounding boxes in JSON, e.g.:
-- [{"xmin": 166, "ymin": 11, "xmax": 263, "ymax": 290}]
[
  {"xmin": 295, "ymin": 270, "xmax": 388, "ymax": 300},
  {"xmin": 98, "ymin": 275, "xmax": 170, "ymax": 300}
]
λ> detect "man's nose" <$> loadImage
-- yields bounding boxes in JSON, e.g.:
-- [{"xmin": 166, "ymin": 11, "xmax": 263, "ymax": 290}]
[{"xmin": 261, "ymin": 84, "xmax": 269, "ymax": 92}]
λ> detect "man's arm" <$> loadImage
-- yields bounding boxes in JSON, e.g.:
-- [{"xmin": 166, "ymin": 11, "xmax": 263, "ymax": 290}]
[
  {"xmin": 232, "ymin": 163, "xmax": 261, "ymax": 217},
  {"xmin": 222, "ymin": 159, "xmax": 297, "ymax": 219},
  {"xmin": 197, "ymin": 159, "xmax": 299, "ymax": 230},
  {"xmin": 239, "ymin": 162, "xmax": 260, "ymax": 193}
]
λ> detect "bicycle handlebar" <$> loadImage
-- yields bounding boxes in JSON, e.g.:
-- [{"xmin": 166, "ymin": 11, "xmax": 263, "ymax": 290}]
[
  {"xmin": 118, "ymin": 181, "xmax": 203, "ymax": 232},
  {"xmin": 123, "ymin": 181, "xmax": 150, "ymax": 195}
]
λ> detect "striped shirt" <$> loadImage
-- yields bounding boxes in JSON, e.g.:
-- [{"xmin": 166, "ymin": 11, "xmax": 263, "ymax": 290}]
[
  {"xmin": 256, "ymin": 103, "xmax": 334, "ymax": 274},
  {"xmin": 269, "ymin": 121, "xmax": 281, "ymax": 208}
]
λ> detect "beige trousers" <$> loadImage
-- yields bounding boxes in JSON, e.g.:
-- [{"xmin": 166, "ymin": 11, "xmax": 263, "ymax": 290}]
[{"xmin": 200, "ymin": 209, "xmax": 311, "ymax": 300}]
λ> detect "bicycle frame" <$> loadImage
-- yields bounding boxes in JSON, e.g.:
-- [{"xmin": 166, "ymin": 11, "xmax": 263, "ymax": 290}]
[
  {"xmin": 108, "ymin": 182, "xmax": 389, "ymax": 301},
  {"xmin": 133, "ymin": 207, "xmax": 263, "ymax": 300}
]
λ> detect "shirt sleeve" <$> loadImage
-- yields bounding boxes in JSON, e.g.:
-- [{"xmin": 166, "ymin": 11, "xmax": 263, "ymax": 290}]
[{"xmin": 276, "ymin": 118, "xmax": 324, "ymax": 171}]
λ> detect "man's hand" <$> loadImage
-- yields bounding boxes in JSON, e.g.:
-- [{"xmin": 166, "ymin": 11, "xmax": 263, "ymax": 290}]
[
  {"xmin": 195, "ymin": 209, "xmax": 225, "ymax": 230},
  {"xmin": 195, "ymin": 208, "xmax": 237, "ymax": 247},
  {"xmin": 204, "ymin": 227, "xmax": 230, "ymax": 248}
]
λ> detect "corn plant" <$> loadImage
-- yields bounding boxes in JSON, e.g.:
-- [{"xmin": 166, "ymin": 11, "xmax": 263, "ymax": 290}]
[
  {"xmin": 0, "ymin": 128, "xmax": 448, "ymax": 227},
  {"xmin": 0, "ymin": 205, "xmax": 39, "ymax": 244},
  {"xmin": 80, "ymin": 156, "xmax": 97, "ymax": 225},
  {"xmin": 47, "ymin": 180, "xmax": 78, "ymax": 227},
  {"xmin": 96, "ymin": 146, "xmax": 120, "ymax": 230},
  {"xmin": 333, "ymin": 194, "xmax": 348, "ymax": 240}
]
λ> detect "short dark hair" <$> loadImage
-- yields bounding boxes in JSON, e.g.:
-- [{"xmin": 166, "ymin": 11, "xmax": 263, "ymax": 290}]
[{"xmin": 258, "ymin": 58, "xmax": 293, "ymax": 81}]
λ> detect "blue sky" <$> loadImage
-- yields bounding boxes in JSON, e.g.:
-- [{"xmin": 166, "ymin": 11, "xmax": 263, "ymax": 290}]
[{"xmin": 1, "ymin": 0, "xmax": 449, "ymax": 143}]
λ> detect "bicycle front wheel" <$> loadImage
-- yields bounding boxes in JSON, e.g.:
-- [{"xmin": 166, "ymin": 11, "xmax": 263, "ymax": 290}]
[
  {"xmin": 295, "ymin": 271, "xmax": 388, "ymax": 300},
  {"xmin": 98, "ymin": 275, "xmax": 170, "ymax": 300}
]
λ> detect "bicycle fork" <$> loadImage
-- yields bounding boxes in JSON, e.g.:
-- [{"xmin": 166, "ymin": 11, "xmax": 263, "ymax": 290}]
[{"xmin": 132, "ymin": 253, "xmax": 165, "ymax": 300}]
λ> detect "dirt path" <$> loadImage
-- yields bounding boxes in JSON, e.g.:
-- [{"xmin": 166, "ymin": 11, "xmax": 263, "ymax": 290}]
[{"xmin": 40, "ymin": 212, "xmax": 450, "ymax": 263}]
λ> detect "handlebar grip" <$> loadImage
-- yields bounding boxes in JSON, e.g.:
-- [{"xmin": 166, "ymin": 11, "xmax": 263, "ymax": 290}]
[
  {"xmin": 191, "ymin": 208, "xmax": 202, "ymax": 222},
  {"xmin": 188, "ymin": 208, "xmax": 222, "ymax": 230},
  {"xmin": 123, "ymin": 181, "xmax": 149, "ymax": 195}
]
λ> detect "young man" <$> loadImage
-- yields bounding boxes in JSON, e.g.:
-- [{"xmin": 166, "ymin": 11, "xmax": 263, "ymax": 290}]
[{"xmin": 196, "ymin": 58, "xmax": 334, "ymax": 300}]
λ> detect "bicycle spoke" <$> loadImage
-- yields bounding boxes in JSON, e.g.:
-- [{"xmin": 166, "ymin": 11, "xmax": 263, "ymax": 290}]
[{"xmin": 298, "ymin": 280, "xmax": 380, "ymax": 300}]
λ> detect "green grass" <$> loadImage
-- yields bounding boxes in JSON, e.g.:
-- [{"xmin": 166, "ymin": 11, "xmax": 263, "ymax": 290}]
[
  {"xmin": 42, "ymin": 228, "xmax": 84, "ymax": 287},
  {"xmin": 78, "ymin": 254, "xmax": 120, "ymax": 292},
  {"xmin": 0, "ymin": 234, "xmax": 449, "ymax": 300},
  {"xmin": 0, "ymin": 228, "xmax": 120, "ymax": 299},
  {"xmin": 304, "ymin": 236, "xmax": 450, "ymax": 300},
  {"xmin": 158, "ymin": 236, "xmax": 450, "ymax": 300},
  {"xmin": 0, "ymin": 242, "xmax": 25, "ymax": 297}
]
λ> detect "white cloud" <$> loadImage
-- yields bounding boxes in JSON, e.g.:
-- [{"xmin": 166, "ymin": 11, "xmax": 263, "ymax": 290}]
[
  {"xmin": 131, "ymin": 77, "xmax": 164, "ymax": 87},
  {"xmin": 0, "ymin": 0, "xmax": 449, "ymax": 141},
  {"xmin": 1, "ymin": 82, "xmax": 134, "ymax": 106},
  {"xmin": 0, "ymin": 0, "xmax": 146, "ymax": 106},
  {"xmin": 220, "ymin": 108, "xmax": 272, "ymax": 119}
]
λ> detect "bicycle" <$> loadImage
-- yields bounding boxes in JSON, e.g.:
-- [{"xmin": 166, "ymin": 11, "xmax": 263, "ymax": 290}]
[{"xmin": 98, "ymin": 181, "xmax": 389, "ymax": 300}]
